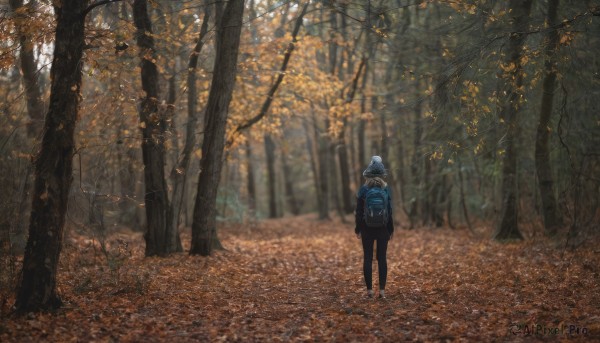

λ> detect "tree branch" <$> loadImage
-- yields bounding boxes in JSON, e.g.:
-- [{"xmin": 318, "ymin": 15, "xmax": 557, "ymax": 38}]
[
  {"xmin": 233, "ymin": 2, "xmax": 309, "ymax": 135},
  {"xmin": 345, "ymin": 57, "xmax": 366, "ymax": 104},
  {"xmin": 81, "ymin": 0, "xmax": 123, "ymax": 19}
]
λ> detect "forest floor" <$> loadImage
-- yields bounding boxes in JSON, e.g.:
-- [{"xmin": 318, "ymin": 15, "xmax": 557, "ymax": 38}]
[{"xmin": 1, "ymin": 214, "xmax": 599, "ymax": 342}]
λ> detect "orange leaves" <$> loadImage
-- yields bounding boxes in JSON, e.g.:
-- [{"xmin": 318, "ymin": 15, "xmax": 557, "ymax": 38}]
[
  {"xmin": 3, "ymin": 216, "xmax": 599, "ymax": 341},
  {"xmin": 455, "ymin": 80, "xmax": 493, "ymax": 142},
  {"xmin": 499, "ymin": 62, "xmax": 517, "ymax": 73},
  {"xmin": 559, "ymin": 31, "xmax": 576, "ymax": 46}
]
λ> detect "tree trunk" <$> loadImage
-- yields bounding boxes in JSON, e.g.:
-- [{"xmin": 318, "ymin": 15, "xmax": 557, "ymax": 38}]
[
  {"xmin": 303, "ymin": 117, "xmax": 322, "ymax": 214},
  {"xmin": 115, "ymin": 0, "xmax": 138, "ymax": 227},
  {"xmin": 494, "ymin": 0, "xmax": 533, "ymax": 241},
  {"xmin": 264, "ymin": 134, "xmax": 278, "ymax": 218},
  {"xmin": 422, "ymin": 157, "xmax": 432, "ymax": 225},
  {"xmin": 165, "ymin": 74, "xmax": 183, "ymax": 252},
  {"xmin": 458, "ymin": 158, "xmax": 473, "ymax": 232},
  {"xmin": 133, "ymin": 0, "xmax": 177, "ymax": 255},
  {"xmin": 9, "ymin": 0, "xmax": 45, "ymax": 138},
  {"xmin": 432, "ymin": 172, "xmax": 445, "ymax": 228},
  {"xmin": 166, "ymin": 76, "xmax": 178, "ymax": 168},
  {"xmin": 357, "ymin": 60, "xmax": 369, "ymax": 187},
  {"xmin": 316, "ymin": 118, "xmax": 330, "ymax": 220},
  {"xmin": 337, "ymin": 59, "xmax": 365, "ymax": 215},
  {"xmin": 281, "ymin": 139, "xmax": 300, "ymax": 215},
  {"xmin": 357, "ymin": 114, "xmax": 366, "ymax": 184},
  {"xmin": 329, "ymin": 131, "xmax": 345, "ymax": 222},
  {"xmin": 118, "ymin": 143, "xmax": 139, "ymax": 226},
  {"xmin": 9, "ymin": 0, "xmax": 46, "ymax": 253},
  {"xmin": 15, "ymin": 0, "xmax": 88, "ymax": 313},
  {"xmin": 335, "ymin": 7, "xmax": 355, "ymax": 215},
  {"xmin": 245, "ymin": 139, "xmax": 257, "ymax": 213},
  {"xmin": 535, "ymin": 0, "xmax": 563, "ymax": 236},
  {"xmin": 190, "ymin": 0, "xmax": 244, "ymax": 256},
  {"xmin": 409, "ymin": 81, "xmax": 424, "ymax": 228},
  {"xmin": 337, "ymin": 131, "xmax": 353, "ymax": 214}
]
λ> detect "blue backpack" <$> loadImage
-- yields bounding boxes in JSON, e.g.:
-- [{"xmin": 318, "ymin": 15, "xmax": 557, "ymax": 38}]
[{"xmin": 363, "ymin": 187, "xmax": 389, "ymax": 228}]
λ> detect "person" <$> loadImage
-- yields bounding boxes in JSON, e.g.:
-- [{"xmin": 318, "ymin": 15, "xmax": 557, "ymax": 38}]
[{"xmin": 355, "ymin": 155, "xmax": 394, "ymax": 299}]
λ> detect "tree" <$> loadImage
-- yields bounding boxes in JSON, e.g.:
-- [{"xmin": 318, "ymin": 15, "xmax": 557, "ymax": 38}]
[
  {"xmin": 7, "ymin": 0, "xmax": 47, "ymax": 252},
  {"xmin": 15, "ymin": 0, "xmax": 89, "ymax": 313},
  {"xmin": 168, "ymin": 0, "xmax": 211, "ymax": 251},
  {"xmin": 133, "ymin": 0, "xmax": 180, "ymax": 256},
  {"xmin": 264, "ymin": 134, "xmax": 279, "ymax": 218},
  {"xmin": 535, "ymin": 0, "xmax": 563, "ymax": 236},
  {"xmin": 336, "ymin": 55, "xmax": 365, "ymax": 216},
  {"xmin": 494, "ymin": 0, "xmax": 534, "ymax": 241},
  {"xmin": 229, "ymin": 2, "xmax": 309, "ymax": 218},
  {"xmin": 8, "ymin": 0, "xmax": 44, "ymax": 138},
  {"xmin": 190, "ymin": 0, "xmax": 245, "ymax": 256}
]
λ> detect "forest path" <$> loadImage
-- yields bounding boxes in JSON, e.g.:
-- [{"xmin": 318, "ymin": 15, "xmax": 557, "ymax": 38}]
[{"xmin": 2, "ymin": 215, "xmax": 599, "ymax": 341}]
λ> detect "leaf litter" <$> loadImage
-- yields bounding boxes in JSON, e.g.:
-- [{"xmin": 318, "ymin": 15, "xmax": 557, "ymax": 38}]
[{"xmin": 1, "ymin": 214, "xmax": 599, "ymax": 342}]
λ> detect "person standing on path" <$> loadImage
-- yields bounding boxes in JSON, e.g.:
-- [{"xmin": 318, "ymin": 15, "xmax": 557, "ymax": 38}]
[{"xmin": 355, "ymin": 156, "xmax": 394, "ymax": 299}]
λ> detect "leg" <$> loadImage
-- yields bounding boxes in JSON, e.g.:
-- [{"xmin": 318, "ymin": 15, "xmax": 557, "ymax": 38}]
[
  {"xmin": 376, "ymin": 238, "xmax": 389, "ymax": 291},
  {"xmin": 361, "ymin": 235, "xmax": 374, "ymax": 291}
]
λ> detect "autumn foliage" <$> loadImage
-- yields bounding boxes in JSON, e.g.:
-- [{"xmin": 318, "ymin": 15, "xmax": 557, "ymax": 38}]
[
  {"xmin": 2, "ymin": 0, "xmax": 600, "ymax": 340},
  {"xmin": 1, "ymin": 216, "xmax": 599, "ymax": 341}
]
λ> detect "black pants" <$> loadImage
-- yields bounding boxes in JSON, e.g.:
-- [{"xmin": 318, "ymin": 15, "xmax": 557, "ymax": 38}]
[{"xmin": 361, "ymin": 234, "xmax": 389, "ymax": 290}]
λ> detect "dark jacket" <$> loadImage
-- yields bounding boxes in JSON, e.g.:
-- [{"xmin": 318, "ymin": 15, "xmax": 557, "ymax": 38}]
[{"xmin": 355, "ymin": 185, "xmax": 394, "ymax": 238}]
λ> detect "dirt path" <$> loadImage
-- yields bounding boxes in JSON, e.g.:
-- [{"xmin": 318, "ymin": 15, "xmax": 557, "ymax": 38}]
[{"xmin": 1, "ymin": 215, "xmax": 599, "ymax": 341}]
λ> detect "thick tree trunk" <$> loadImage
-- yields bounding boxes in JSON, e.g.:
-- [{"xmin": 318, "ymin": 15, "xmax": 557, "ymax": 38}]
[
  {"xmin": 190, "ymin": 0, "xmax": 244, "ymax": 256},
  {"xmin": 15, "ymin": 0, "xmax": 88, "ymax": 313},
  {"xmin": 133, "ymin": 0, "xmax": 177, "ymax": 255},
  {"xmin": 535, "ymin": 0, "xmax": 563, "ymax": 236},
  {"xmin": 494, "ymin": 0, "xmax": 533, "ymax": 241}
]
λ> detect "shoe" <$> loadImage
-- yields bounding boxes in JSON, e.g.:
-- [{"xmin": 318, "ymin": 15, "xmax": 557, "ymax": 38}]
[
  {"xmin": 378, "ymin": 290, "xmax": 386, "ymax": 299},
  {"xmin": 367, "ymin": 290, "xmax": 374, "ymax": 298}
]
